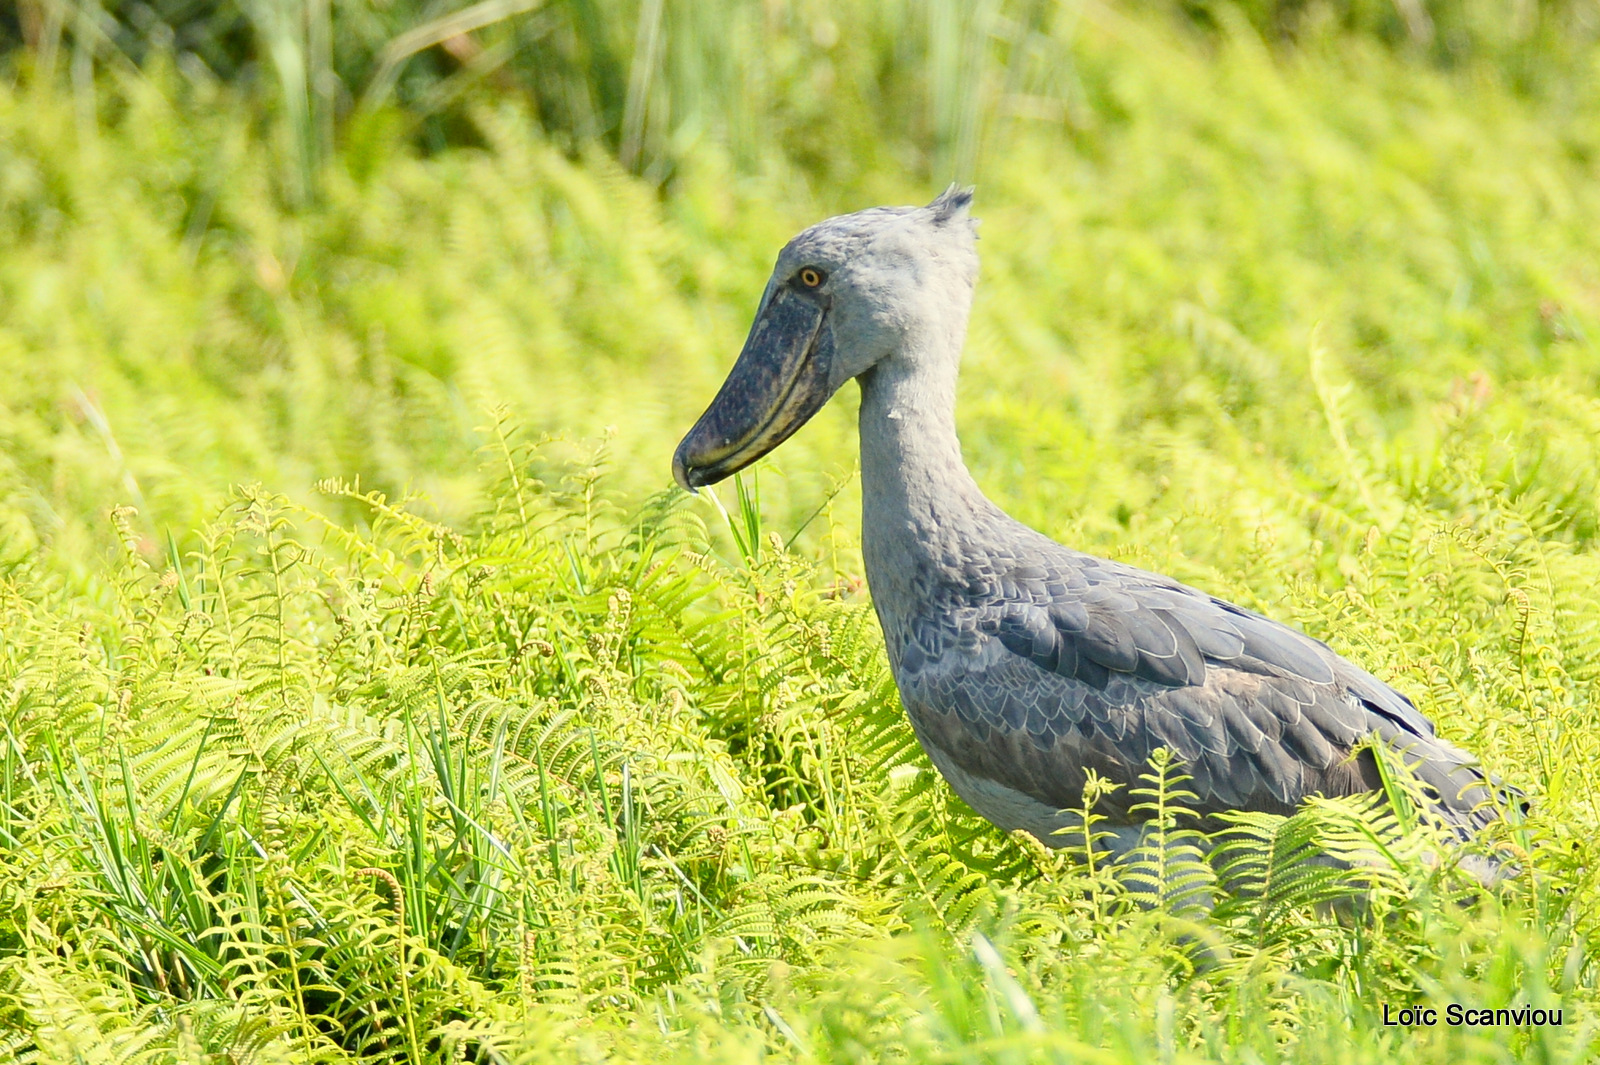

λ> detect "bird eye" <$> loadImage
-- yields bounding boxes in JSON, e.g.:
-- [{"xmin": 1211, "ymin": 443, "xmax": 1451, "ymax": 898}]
[{"xmin": 798, "ymin": 267, "xmax": 825, "ymax": 288}]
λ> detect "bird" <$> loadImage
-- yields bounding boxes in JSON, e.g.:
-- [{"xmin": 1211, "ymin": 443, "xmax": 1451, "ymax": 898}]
[{"xmin": 672, "ymin": 187, "xmax": 1507, "ymax": 864}]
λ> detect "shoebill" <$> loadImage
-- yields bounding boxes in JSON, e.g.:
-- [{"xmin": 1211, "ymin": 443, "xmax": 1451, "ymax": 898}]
[{"xmin": 672, "ymin": 188, "xmax": 1505, "ymax": 860}]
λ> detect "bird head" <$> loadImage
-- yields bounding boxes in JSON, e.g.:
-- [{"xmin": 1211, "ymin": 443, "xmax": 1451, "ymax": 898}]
[{"xmin": 672, "ymin": 186, "xmax": 978, "ymax": 491}]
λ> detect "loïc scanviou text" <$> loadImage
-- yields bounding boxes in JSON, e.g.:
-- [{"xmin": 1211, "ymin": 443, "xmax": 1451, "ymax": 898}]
[{"xmin": 1382, "ymin": 1004, "xmax": 1563, "ymax": 1027}]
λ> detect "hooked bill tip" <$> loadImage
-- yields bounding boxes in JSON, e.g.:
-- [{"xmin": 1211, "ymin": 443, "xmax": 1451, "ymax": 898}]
[{"xmin": 671, "ymin": 443, "xmax": 705, "ymax": 493}]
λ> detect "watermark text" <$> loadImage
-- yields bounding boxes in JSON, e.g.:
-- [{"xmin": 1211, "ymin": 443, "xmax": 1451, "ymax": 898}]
[{"xmin": 1382, "ymin": 1003, "xmax": 1562, "ymax": 1028}]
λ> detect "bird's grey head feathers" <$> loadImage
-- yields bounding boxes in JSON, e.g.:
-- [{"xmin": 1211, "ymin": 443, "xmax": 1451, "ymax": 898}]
[{"xmin": 672, "ymin": 189, "xmax": 979, "ymax": 490}]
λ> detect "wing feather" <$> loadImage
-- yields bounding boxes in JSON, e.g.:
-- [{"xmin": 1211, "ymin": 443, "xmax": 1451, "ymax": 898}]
[{"xmin": 892, "ymin": 542, "xmax": 1499, "ymax": 828}]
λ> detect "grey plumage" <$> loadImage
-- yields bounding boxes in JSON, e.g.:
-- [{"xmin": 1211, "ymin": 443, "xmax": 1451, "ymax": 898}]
[
  {"xmin": 673, "ymin": 187, "xmax": 1507, "ymax": 856},
  {"xmin": 884, "ymin": 526, "xmax": 1488, "ymax": 834}
]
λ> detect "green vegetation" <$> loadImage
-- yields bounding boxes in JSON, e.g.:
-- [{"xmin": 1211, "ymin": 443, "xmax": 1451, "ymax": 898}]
[{"xmin": 2, "ymin": 1, "xmax": 1600, "ymax": 1061}]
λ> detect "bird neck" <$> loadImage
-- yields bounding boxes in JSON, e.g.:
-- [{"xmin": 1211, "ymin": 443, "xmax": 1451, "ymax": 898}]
[{"xmin": 856, "ymin": 342, "xmax": 996, "ymax": 614}]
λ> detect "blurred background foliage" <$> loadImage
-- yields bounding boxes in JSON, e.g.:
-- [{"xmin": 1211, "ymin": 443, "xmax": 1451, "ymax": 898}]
[
  {"xmin": 0, "ymin": 0, "xmax": 1597, "ymax": 571},
  {"xmin": 4, "ymin": 0, "xmax": 1599, "ymax": 192},
  {"xmin": 1, "ymin": 0, "xmax": 1600, "ymax": 1061}
]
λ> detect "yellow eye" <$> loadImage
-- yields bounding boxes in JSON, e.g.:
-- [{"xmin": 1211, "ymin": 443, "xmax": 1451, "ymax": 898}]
[{"xmin": 798, "ymin": 267, "xmax": 825, "ymax": 288}]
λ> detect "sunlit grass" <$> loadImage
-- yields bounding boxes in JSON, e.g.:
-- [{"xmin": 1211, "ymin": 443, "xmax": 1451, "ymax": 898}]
[{"xmin": 0, "ymin": 4, "xmax": 1598, "ymax": 1061}]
